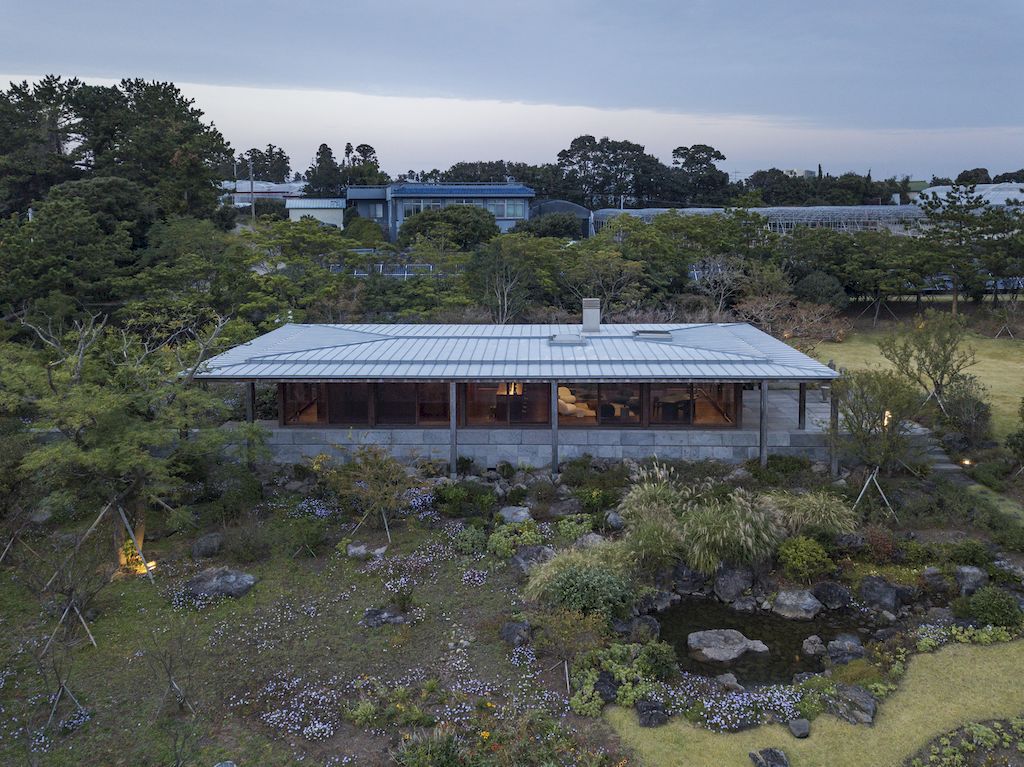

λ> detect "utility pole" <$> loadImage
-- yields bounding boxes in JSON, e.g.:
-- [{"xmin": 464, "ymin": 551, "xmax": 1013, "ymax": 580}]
[{"xmin": 249, "ymin": 157, "xmax": 256, "ymax": 228}]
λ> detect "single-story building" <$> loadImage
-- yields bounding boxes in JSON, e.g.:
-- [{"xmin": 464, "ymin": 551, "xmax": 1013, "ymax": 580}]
[
  {"xmin": 197, "ymin": 301, "xmax": 839, "ymax": 472},
  {"xmin": 346, "ymin": 181, "xmax": 536, "ymax": 241},
  {"xmin": 286, "ymin": 198, "xmax": 346, "ymax": 228}
]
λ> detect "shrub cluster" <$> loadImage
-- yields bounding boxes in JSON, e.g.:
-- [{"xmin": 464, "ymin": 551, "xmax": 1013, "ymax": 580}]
[
  {"xmin": 778, "ymin": 536, "xmax": 835, "ymax": 582},
  {"xmin": 434, "ymin": 481, "xmax": 497, "ymax": 518},
  {"xmin": 953, "ymin": 586, "xmax": 1022, "ymax": 628},
  {"xmin": 486, "ymin": 521, "xmax": 542, "ymax": 558}
]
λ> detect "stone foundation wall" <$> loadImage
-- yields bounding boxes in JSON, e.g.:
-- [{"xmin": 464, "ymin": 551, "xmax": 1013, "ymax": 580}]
[{"xmin": 264, "ymin": 426, "xmax": 829, "ymax": 467}]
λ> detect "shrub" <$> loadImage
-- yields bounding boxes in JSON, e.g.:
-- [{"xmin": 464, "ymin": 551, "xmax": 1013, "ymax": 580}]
[
  {"xmin": 864, "ymin": 525, "xmax": 899, "ymax": 564},
  {"xmin": 391, "ymin": 729, "xmax": 465, "ymax": 766},
  {"xmin": 455, "ymin": 456, "xmax": 477, "ymax": 475},
  {"xmin": 506, "ymin": 485, "xmax": 528, "ymax": 506},
  {"xmin": 778, "ymin": 536, "xmax": 834, "ymax": 582},
  {"xmin": 525, "ymin": 542, "xmax": 633, "ymax": 601},
  {"xmin": 618, "ymin": 475, "xmax": 684, "ymax": 520},
  {"xmin": 678, "ymin": 490, "xmax": 783, "ymax": 574},
  {"xmin": 226, "ymin": 519, "xmax": 272, "ymax": 563},
  {"xmin": 554, "ymin": 514, "xmax": 594, "ymax": 542},
  {"xmin": 313, "ymin": 447, "xmax": 417, "ymax": 529},
  {"xmin": 942, "ymin": 374, "xmax": 992, "ymax": 448},
  {"xmin": 529, "ymin": 608, "xmax": 607, "ymax": 661},
  {"xmin": 767, "ymin": 490, "xmax": 857, "ymax": 537},
  {"xmin": 434, "ymin": 481, "xmax": 496, "ymax": 518},
  {"xmin": 496, "ymin": 460, "xmax": 516, "ymax": 480},
  {"xmin": 453, "ymin": 525, "xmax": 487, "ymax": 555},
  {"xmin": 574, "ymin": 487, "xmax": 620, "ymax": 513},
  {"xmin": 832, "ymin": 369, "xmax": 922, "ymax": 473},
  {"xmin": 747, "ymin": 454, "xmax": 811, "ymax": 485},
  {"xmin": 539, "ymin": 565, "xmax": 634, "ymax": 618},
  {"xmin": 957, "ymin": 586, "xmax": 1022, "ymax": 627},
  {"xmin": 946, "ymin": 539, "xmax": 991, "ymax": 567},
  {"xmin": 486, "ymin": 521, "xmax": 542, "ymax": 559},
  {"xmin": 622, "ymin": 505, "xmax": 684, "ymax": 574},
  {"xmin": 284, "ymin": 516, "xmax": 327, "ymax": 557}
]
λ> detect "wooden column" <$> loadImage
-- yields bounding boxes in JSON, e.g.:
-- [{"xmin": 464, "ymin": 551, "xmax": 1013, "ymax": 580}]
[
  {"xmin": 449, "ymin": 382, "xmax": 458, "ymax": 479},
  {"xmin": 759, "ymin": 381, "xmax": 769, "ymax": 468},
  {"xmin": 245, "ymin": 382, "xmax": 256, "ymax": 423},
  {"xmin": 550, "ymin": 381, "xmax": 559, "ymax": 476},
  {"xmin": 798, "ymin": 383, "xmax": 807, "ymax": 430}
]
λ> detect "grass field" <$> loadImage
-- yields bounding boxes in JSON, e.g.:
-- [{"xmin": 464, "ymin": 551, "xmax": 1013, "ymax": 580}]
[
  {"xmin": 607, "ymin": 640, "xmax": 1024, "ymax": 767},
  {"xmin": 816, "ymin": 330, "xmax": 1024, "ymax": 439}
]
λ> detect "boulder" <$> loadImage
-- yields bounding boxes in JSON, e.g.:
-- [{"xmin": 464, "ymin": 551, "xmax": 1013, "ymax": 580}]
[
  {"xmin": 346, "ymin": 543, "xmax": 369, "ymax": 559},
  {"xmin": 499, "ymin": 621, "xmax": 531, "ymax": 647},
  {"xmin": 639, "ymin": 589, "xmax": 679, "ymax": 613},
  {"xmin": 788, "ymin": 719, "xmax": 810, "ymax": 739},
  {"xmin": 827, "ymin": 634, "xmax": 866, "ymax": 665},
  {"xmin": 573, "ymin": 532, "xmax": 606, "ymax": 549},
  {"xmin": 594, "ymin": 670, "xmax": 620, "ymax": 703},
  {"xmin": 941, "ymin": 431, "xmax": 970, "ymax": 454},
  {"xmin": 214, "ymin": 763, "xmax": 238, "ymax": 767},
  {"xmin": 185, "ymin": 567, "xmax": 255, "ymax": 599},
  {"xmin": 714, "ymin": 566, "xmax": 754, "ymax": 603},
  {"xmin": 726, "ymin": 466, "xmax": 753, "ymax": 483},
  {"xmin": 688, "ymin": 629, "xmax": 769, "ymax": 663},
  {"xmin": 811, "ymin": 581, "xmax": 852, "ymax": 610},
  {"xmin": 716, "ymin": 672, "xmax": 745, "ymax": 693},
  {"xmin": 731, "ymin": 596, "xmax": 758, "ymax": 614},
  {"xmin": 859, "ymin": 575, "xmax": 898, "ymax": 612},
  {"xmin": 894, "ymin": 583, "xmax": 919, "ymax": 607},
  {"xmin": 510, "ymin": 545, "xmax": 555, "ymax": 576},
  {"xmin": 826, "ymin": 684, "xmax": 877, "ymax": 725},
  {"xmin": 547, "ymin": 498, "xmax": 583, "ymax": 517},
  {"xmin": 362, "ymin": 607, "xmax": 409, "ymax": 628},
  {"xmin": 955, "ymin": 566, "xmax": 988, "ymax": 596},
  {"xmin": 801, "ymin": 635, "xmax": 826, "ymax": 657},
  {"xmin": 749, "ymin": 748, "xmax": 790, "ymax": 767},
  {"xmin": 925, "ymin": 606, "xmax": 955, "ymax": 625},
  {"xmin": 29, "ymin": 509, "xmax": 53, "ymax": 526},
  {"xmin": 604, "ymin": 510, "xmax": 625, "ymax": 531},
  {"xmin": 772, "ymin": 590, "xmax": 823, "ymax": 621},
  {"xmin": 635, "ymin": 699, "xmax": 669, "ymax": 728},
  {"xmin": 498, "ymin": 506, "xmax": 532, "ymax": 524},
  {"xmin": 673, "ymin": 564, "xmax": 709, "ymax": 595},
  {"xmin": 921, "ymin": 567, "xmax": 951, "ymax": 594},
  {"xmin": 613, "ymin": 615, "xmax": 661, "ymax": 642},
  {"xmin": 833, "ymin": 533, "xmax": 866, "ymax": 554},
  {"xmin": 191, "ymin": 532, "xmax": 224, "ymax": 559}
]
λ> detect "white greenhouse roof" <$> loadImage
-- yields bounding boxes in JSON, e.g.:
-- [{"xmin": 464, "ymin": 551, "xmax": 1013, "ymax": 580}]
[
  {"xmin": 196, "ymin": 323, "xmax": 839, "ymax": 382},
  {"xmin": 285, "ymin": 198, "xmax": 346, "ymax": 209}
]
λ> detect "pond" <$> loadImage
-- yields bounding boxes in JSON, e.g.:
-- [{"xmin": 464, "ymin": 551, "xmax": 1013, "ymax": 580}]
[{"xmin": 659, "ymin": 597, "xmax": 869, "ymax": 685}]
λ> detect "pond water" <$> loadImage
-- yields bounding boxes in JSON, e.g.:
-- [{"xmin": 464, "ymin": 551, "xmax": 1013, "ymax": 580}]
[{"xmin": 659, "ymin": 597, "xmax": 870, "ymax": 685}]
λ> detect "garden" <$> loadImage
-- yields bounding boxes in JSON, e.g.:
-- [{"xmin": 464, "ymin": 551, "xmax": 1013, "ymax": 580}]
[{"xmin": 2, "ymin": 312, "xmax": 1024, "ymax": 767}]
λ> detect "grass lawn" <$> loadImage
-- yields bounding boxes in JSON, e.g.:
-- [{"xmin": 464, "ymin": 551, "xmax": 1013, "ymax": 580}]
[
  {"xmin": 607, "ymin": 640, "xmax": 1024, "ymax": 767},
  {"xmin": 816, "ymin": 330, "xmax": 1024, "ymax": 439}
]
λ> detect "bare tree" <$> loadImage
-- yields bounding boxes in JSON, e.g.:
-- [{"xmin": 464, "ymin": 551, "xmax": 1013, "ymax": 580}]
[{"xmin": 691, "ymin": 255, "xmax": 745, "ymax": 314}]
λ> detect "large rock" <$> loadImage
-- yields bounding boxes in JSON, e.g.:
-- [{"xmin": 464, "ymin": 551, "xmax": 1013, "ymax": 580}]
[
  {"xmin": 510, "ymin": 545, "xmax": 555, "ymax": 576},
  {"xmin": 788, "ymin": 719, "xmax": 810, "ymax": 739},
  {"xmin": 635, "ymin": 699, "xmax": 669, "ymax": 727},
  {"xmin": 547, "ymin": 498, "xmax": 583, "ymax": 517},
  {"xmin": 801, "ymin": 635, "xmax": 826, "ymax": 657},
  {"xmin": 613, "ymin": 615, "xmax": 661, "ymax": 642},
  {"xmin": 731, "ymin": 596, "xmax": 758, "ymax": 613},
  {"xmin": 604, "ymin": 510, "xmax": 625, "ymax": 531},
  {"xmin": 362, "ymin": 607, "xmax": 408, "ymax": 627},
  {"xmin": 827, "ymin": 633, "xmax": 866, "ymax": 665},
  {"xmin": 673, "ymin": 564, "xmax": 710, "ymax": 596},
  {"xmin": 749, "ymin": 748, "xmax": 790, "ymax": 767},
  {"xmin": 499, "ymin": 621, "xmax": 531, "ymax": 647},
  {"xmin": 594, "ymin": 670, "xmax": 620, "ymax": 703},
  {"xmin": 714, "ymin": 566, "xmax": 754, "ymax": 603},
  {"xmin": 826, "ymin": 684, "xmax": 877, "ymax": 725},
  {"xmin": 716, "ymin": 672, "xmax": 745, "ymax": 692},
  {"xmin": 811, "ymin": 581, "xmax": 852, "ymax": 610},
  {"xmin": 498, "ymin": 506, "xmax": 532, "ymax": 524},
  {"xmin": 191, "ymin": 532, "xmax": 224, "ymax": 559},
  {"xmin": 688, "ymin": 629, "xmax": 769, "ymax": 663},
  {"xmin": 955, "ymin": 566, "xmax": 989, "ymax": 596},
  {"xmin": 859, "ymin": 575, "xmax": 898, "ymax": 612},
  {"xmin": 921, "ymin": 567, "xmax": 952, "ymax": 594},
  {"xmin": 772, "ymin": 590, "xmax": 823, "ymax": 620},
  {"xmin": 185, "ymin": 567, "xmax": 255, "ymax": 599},
  {"xmin": 574, "ymin": 532, "xmax": 606, "ymax": 549}
]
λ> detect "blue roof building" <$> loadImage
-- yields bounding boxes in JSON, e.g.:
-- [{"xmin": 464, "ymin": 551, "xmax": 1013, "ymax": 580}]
[{"xmin": 347, "ymin": 181, "xmax": 536, "ymax": 241}]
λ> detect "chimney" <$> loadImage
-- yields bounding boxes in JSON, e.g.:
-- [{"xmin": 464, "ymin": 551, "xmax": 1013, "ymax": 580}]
[{"xmin": 582, "ymin": 298, "xmax": 601, "ymax": 333}]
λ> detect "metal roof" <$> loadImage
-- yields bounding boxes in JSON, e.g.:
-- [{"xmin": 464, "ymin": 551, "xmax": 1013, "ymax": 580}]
[
  {"xmin": 285, "ymin": 198, "xmax": 346, "ymax": 209},
  {"xmin": 196, "ymin": 322, "xmax": 839, "ymax": 382},
  {"xmin": 593, "ymin": 205, "xmax": 925, "ymax": 224},
  {"xmin": 389, "ymin": 182, "xmax": 535, "ymax": 198}
]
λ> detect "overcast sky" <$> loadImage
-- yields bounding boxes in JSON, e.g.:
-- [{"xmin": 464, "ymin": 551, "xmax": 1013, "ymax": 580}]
[{"xmin": 2, "ymin": 0, "xmax": 1021, "ymax": 179}]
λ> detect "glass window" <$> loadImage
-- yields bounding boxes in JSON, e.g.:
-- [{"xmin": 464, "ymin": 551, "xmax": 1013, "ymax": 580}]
[
  {"xmin": 402, "ymin": 199, "xmax": 423, "ymax": 218},
  {"xmin": 599, "ymin": 384, "xmax": 641, "ymax": 425},
  {"xmin": 650, "ymin": 384, "xmax": 693, "ymax": 425},
  {"xmin": 693, "ymin": 383, "xmax": 739, "ymax": 426},
  {"xmin": 417, "ymin": 382, "xmax": 450, "ymax": 426},
  {"xmin": 508, "ymin": 383, "xmax": 550, "ymax": 425},
  {"xmin": 326, "ymin": 383, "xmax": 369, "ymax": 425},
  {"xmin": 426, "ymin": 199, "xmax": 443, "ymax": 211},
  {"xmin": 506, "ymin": 199, "xmax": 526, "ymax": 219},
  {"xmin": 282, "ymin": 382, "xmax": 325, "ymax": 425},
  {"xmin": 485, "ymin": 200, "xmax": 506, "ymax": 217},
  {"xmin": 462, "ymin": 383, "xmax": 500, "ymax": 426},
  {"xmin": 557, "ymin": 383, "xmax": 598, "ymax": 426},
  {"xmin": 375, "ymin": 383, "xmax": 418, "ymax": 425}
]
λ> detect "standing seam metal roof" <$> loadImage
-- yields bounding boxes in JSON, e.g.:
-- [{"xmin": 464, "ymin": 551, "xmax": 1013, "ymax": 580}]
[{"xmin": 196, "ymin": 323, "xmax": 838, "ymax": 382}]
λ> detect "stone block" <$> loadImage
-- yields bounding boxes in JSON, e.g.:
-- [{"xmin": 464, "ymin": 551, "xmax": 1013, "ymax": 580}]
[
  {"xmin": 490, "ymin": 429, "xmax": 521, "ymax": 445},
  {"xmin": 522, "ymin": 429, "xmax": 554, "ymax": 445},
  {"xmin": 620, "ymin": 431, "xmax": 655, "ymax": 446},
  {"xmin": 456, "ymin": 430, "xmax": 489, "ymax": 445},
  {"xmin": 588, "ymin": 430, "xmax": 622, "ymax": 446}
]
